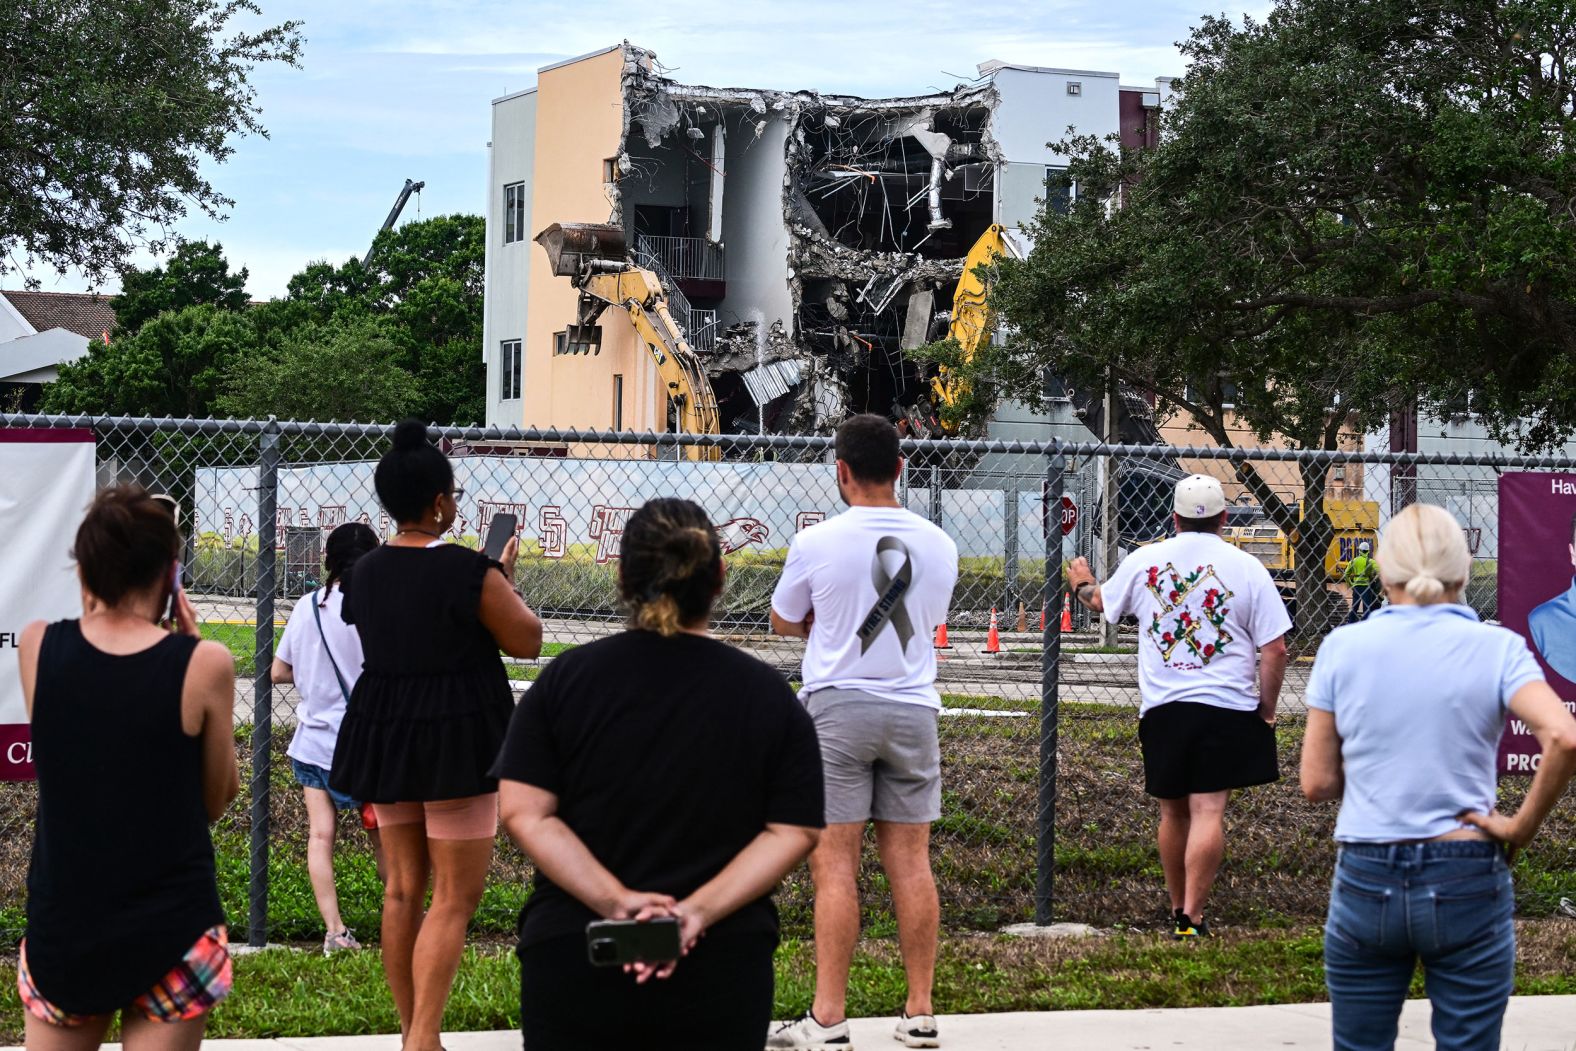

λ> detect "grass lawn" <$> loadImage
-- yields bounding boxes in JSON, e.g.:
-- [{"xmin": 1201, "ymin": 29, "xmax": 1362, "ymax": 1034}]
[{"xmin": 4, "ymin": 923, "xmax": 1575, "ymax": 1041}]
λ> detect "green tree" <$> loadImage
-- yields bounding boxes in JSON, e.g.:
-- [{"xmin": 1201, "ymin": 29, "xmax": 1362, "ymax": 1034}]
[
  {"xmin": 253, "ymin": 214, "xmax": 487, "ymax": 424},
  {"xmin": 42, "ymin": 304, "xmax": 255, "ymax": 417},
  {"xmin": 113, "ymin": 241, "xmax": 252, "ymax": 335},
  {"xmin": 215, "ymin": 317, "xmax": 422, "ymax": 422},
  {"xmin": 1, "ymin": 0, "xmax": 301, "ymax": 286},
  {"xmin": 947, "ymin": 0, "xmax": 1576, "ymax": 627}
]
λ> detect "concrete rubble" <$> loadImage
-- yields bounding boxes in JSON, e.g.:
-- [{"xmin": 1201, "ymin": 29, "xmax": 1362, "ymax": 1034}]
[{"xmin": 607, "ymin": 43, "xmax": 1005, "ymax": 439}]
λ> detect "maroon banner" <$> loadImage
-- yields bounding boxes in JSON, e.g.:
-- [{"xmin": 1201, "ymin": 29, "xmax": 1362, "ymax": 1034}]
[
  {"xmin": 0, "ymin": 724, "xmax": 33, "ymax": 780},
  {"xmin": 1497, "ymin": 472, "xmax": 1576, "ymax": 774}
]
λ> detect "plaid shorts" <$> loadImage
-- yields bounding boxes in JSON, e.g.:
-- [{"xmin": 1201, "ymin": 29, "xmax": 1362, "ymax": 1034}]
[{"xmin": 18, "ymin": 925, "xmax": 232, "ymax": 1026}]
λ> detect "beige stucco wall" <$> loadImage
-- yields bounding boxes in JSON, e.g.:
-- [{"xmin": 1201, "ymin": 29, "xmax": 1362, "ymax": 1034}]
[
  {"xmin": 523, "ymin": 47, "xmax": 662, "ymax": 433},
  {"xmin": 1159, "ymin": 413, "xmax": 1367, "ymax": 506}
]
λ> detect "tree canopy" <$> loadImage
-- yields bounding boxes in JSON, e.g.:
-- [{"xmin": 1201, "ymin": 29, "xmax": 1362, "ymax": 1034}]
[
  {"xmin": 215, "ymin": 317, "xmax": 423, "ymax": 422},
  {"xmin": 1, "ymin": 0, "xmax": 301, "ymax": 287},
  {"xmin": 114, "ymin": 241, "xmax": 252, "ymax": 334},
  {"xmin": 43, "ymin": 304, "xmax": 254, "ymax": 418},
  {"xmin": 42, "ymin": 217, "xmax": 486, "ymax": 424}
]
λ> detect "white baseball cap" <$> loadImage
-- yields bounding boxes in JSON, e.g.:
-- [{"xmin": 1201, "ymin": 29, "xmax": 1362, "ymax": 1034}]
[
  {"xmin": 1174, "ymin": 474, "xmax": 1226, "ymax": 519},
  {"xmin": 1359, "ymin": 541, "xmax": 1371, "ymax": 552}
]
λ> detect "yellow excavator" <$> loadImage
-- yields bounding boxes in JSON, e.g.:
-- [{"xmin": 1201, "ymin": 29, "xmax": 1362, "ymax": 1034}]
[
  {"xmin": 535, "ymin": 223, "xmax": 721, "ymax": 462},
  {"xmin": 930, "ymin": 223, "xmax": 1017, "ymax": 434}
]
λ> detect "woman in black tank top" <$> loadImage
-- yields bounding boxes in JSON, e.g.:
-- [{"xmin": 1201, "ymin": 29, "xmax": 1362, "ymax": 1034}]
[{"xmin": 16, "ymin": 486, "xmax": 239, "ymax": 1048}]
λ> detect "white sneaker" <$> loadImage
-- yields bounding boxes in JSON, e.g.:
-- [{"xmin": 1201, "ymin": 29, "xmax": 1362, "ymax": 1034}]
[
  {"xmin": 765, "ymin": 1012, "xmax": 854, "ymax": 1049},
  {"xmin": 893, "ymin": 1012, "xmax": 939, "ymax": 1048}
]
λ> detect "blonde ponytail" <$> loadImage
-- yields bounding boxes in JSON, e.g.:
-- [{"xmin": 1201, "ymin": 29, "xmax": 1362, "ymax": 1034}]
[{"xmin": 1377, "ymin": 504, "xmax": 1470, "ymax": 606}]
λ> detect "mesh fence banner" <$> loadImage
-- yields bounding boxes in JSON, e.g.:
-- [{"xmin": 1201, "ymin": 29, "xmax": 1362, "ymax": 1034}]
[{"xmin": 1, "ymin": 413, "xmax": 1574, "ymax": 945}]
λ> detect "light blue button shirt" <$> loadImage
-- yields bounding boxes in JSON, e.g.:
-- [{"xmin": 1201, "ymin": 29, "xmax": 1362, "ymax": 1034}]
[{"xmin": 1307, "ymin": 604, "xmax": 1544, "ymax": 843}]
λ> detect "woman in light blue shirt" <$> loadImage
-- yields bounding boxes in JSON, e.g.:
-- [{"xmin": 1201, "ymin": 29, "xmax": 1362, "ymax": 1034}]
[{"xmin": 1301, "ymin": 503, "xmax": 1576, "ymax": 1051}]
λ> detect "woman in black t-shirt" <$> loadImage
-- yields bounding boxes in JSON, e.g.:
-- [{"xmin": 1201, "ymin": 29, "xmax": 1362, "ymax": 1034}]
[
  {"xmin": 494, "ymin": 498, "xmax": 825, "ymax": 1051},
  {"xmin": 331, "ymin": 420, "xmax": 543, "ymax": 1051}
]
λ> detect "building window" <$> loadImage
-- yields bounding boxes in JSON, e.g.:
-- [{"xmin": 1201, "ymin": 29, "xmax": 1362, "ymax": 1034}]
[
  {"xmin": 612, "ymin": 374, "xmax": 624, "ymax": 431},
  {"xmin": 1185, "ymin": 376, "xmax": 1239, "ymax": 409},
  {"xmin": 1045, "ymin": 166, "xmax": 1078, "ymax": 216},
  {"xmin": 553, "ymin": 331, "xmax": 567, "ymax": 356},
  {"xmin": 1066, "ymin": 81, "xmax": 1082, "ymax": 97},
  {"xmin": 499, "ymin": 339, "xmax": 522, "ymax": 401},
  {"xmin": 503, "ymin": 182, "xmax": 526, "ymax": 244},
  {"xmin": 603, "ymin": 157, "xmax": 619, "ymax": 184}
]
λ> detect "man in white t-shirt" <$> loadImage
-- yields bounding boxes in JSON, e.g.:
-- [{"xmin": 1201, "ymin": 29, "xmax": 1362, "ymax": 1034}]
[
  {"xmin": 1067, "ymin": 474, "xmax": 1289, "ymax": 940},
  {"xmin": 767, "ymin": 414, "xmax": 958, "ymax": 1051}
]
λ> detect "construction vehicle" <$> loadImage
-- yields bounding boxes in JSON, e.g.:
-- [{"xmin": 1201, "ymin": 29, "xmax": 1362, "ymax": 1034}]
[
  {"xmin": 363, "ymin": 179, "xmax": 425, "ymax": 266},
  {"xmin": 930, "ymin": 223, "xmax": 1018, "ymax": 433},
  {"xmin": 1223, "ymin": 498, "xmax": 1380, "ymax": 590},
  {"xmin": 535, "ymin": 223, "xmax": 720, "ymax": 462}
]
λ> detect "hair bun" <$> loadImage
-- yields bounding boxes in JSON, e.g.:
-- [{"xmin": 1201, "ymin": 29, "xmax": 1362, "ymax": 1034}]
[
  {"xmin": 392, "ymin": 419, "xmax": 430, "ymax": 452},
  {"xmin": 1404, "ymin": 574, "xmax": 1446, "ymax": 604}
]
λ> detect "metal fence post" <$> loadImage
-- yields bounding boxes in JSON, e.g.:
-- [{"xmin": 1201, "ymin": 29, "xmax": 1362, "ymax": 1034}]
[
  {"xmin": 1036, "ymin": 439, "xmax": 1065, "ymax": 925},
  {"xmin": 1004, "ymin": 486, "xmax": 1020, "ymax": 616},
  {"xmin": 249, "ymin": 417, "xmax": 280, "ymax": 947},
  {"xmin": 929, "ymin": 464, "xmax": 943, "ymax": 527}
]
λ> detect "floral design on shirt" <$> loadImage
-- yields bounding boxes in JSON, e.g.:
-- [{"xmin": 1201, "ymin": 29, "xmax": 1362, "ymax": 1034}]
[{"xmin": 1144, "ymin": 562, "xmax": 1236, "ymax": 666}]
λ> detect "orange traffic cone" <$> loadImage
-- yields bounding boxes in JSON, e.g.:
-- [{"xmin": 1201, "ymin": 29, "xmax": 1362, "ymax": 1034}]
[
  {"xmin": 986, "ymin": 608, "xmax": 1002, "ymax": 655},
  {"xmin": 1060, "ymin": 606, "xmax": 1073, "ymax": 632},
  {"xmin": 1016, "ymin": 602, "xmax": 1028, "ymax": 633},
  {"xmin": 934, "ymin": 622, "xmax": 951, "ymax": 650},
  {"xmin": 1040, "ymin": 604, "xmax": 1047, "ymax": 632}
]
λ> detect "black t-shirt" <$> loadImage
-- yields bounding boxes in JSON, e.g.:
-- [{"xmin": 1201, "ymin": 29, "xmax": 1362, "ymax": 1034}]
[{"xmin": 490, "ymin": 630, "xmax": 824, "ymax": 948}]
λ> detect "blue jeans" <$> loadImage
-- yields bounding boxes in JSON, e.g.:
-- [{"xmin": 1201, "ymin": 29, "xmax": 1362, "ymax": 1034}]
[{"xmin": 1324, "ymin": 842, "xmax": 1514, "ymax": 1051}]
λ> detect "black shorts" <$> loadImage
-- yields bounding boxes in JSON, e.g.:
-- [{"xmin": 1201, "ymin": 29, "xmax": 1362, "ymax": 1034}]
[{"xmin": 1138, "ymin": 701, "xmax": 1279, "ymax": 798}]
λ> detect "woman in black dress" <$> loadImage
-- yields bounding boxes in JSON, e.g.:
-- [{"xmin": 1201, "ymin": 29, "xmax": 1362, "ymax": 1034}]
[
  {"xmin": 331, "ymin": 420, "xmax": 542, "ymax": 1051},
  {"xmin": 495, "ymin": 498, "xmax": 824, "ymax": 1050}
]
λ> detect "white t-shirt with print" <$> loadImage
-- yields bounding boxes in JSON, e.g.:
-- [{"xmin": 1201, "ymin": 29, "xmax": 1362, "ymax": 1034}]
[
  {"xmin": 277, "ymin": 586, "xmax": 365, "ymax": 770},
  {"xmin": 1100, "ymin": 531, "xmax": 1291, "ymax": 715},
  {"xmin": 772, "ymin": 505, "xmax": 959, "ymax": 708}
]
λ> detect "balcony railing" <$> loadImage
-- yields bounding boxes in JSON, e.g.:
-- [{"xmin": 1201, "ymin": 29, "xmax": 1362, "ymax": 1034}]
[{"xmin": 635, "ymin": 234, "xmax": 725, "ymax": 283}]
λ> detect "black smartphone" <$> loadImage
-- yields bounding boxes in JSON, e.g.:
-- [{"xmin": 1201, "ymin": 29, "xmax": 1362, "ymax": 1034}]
[
  {"xmin": 166, "ymin": 560, "xmax": 182, "ymax": 625},
  {"xmin": 585, "ymin": 917, "xmax": 681, "ymax": 967},
  {"xmin": 482, "ymin": 513, "xmax": 518, "ymax": 561}
]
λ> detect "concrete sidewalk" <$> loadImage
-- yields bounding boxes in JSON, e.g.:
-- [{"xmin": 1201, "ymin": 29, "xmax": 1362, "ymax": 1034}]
[{"xmin": 12, "ymin": 997, "xmax": 1572, "ymax": 1051}]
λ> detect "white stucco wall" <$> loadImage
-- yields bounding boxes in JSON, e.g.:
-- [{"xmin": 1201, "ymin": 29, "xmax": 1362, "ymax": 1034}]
[
  {"xmin": 483, "ymin": 88, "xmax": 537, "ymax": 428},
  {"xmin": 0, "ymin": 293, "xmax": 36, "ymax": 344},
  {"xmin": 718, "ymin": 113, "xmax": 793, "ymax": 334}
]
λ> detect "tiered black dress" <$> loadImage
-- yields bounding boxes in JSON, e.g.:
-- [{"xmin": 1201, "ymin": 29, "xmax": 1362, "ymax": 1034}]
[{"xmin": 330, "ymin": 543, "xmax": 513, "ymax": 803}]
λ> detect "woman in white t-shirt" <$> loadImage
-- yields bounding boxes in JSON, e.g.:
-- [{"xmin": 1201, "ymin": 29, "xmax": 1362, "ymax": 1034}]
[{"xmin": 271, "ymin": 522, "xmax": 385, "ymax": 953}]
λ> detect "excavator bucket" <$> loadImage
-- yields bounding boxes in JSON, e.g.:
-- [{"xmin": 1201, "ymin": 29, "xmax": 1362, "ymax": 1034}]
[{"xmin": 534, "ymin": 223, "xmax": 628, "ymax": 278}]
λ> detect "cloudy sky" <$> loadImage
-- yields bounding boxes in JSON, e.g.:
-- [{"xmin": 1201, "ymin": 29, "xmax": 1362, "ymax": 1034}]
[{"xmin": 26, "ymin": 0, "xmax": 1268, "ymax": 299}]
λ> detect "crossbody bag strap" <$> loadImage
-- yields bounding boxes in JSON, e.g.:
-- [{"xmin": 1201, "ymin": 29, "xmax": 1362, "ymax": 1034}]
[{"xmin": 311, "ymin": 589, "xmax": 354, "ymax": 704}]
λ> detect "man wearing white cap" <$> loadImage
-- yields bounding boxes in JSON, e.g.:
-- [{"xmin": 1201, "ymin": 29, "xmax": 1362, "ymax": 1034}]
[{"xmin": 1066, "ymin": 474, "xmax": 1290, "ymax": 939}]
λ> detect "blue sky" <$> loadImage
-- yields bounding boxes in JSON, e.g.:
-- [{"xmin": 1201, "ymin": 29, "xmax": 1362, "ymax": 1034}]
[{"xmin": 26, "ymin": 0, "xmax": 1268, "ymax": 299}]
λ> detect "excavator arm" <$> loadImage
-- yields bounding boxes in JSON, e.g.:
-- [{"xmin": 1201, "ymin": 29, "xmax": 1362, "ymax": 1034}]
[
  {"xmin": 579, "ymin": 268, "xmax": 721, "ymax": 462},
  {"xmin": 536, "ymin": 223, "xmax": 721, "ymax": 462},
  {"xmin": 931, "ymin": 223, "xmax": 1016, "ymax": 434}
]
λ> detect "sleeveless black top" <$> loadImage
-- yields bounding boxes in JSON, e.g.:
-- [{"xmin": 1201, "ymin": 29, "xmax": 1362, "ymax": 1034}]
[
  {"xmin": 25, "ymin": 621, "xmax": 224, "ymax": 1014},
  {"xmin": 331, "ymin": 543, "xmax": 514, "ymax": 803}
]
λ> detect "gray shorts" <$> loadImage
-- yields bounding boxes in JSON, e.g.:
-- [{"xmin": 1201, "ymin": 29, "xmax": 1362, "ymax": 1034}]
[{"xmin": 804, "ymin": 688, "xmax": 942, "ymax": 825}]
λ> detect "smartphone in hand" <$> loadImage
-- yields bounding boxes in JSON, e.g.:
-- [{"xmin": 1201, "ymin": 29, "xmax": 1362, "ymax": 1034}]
[
  {"xmin": 483, "ymin": 513, "xmax": 518, "ymax": 561},
  {"xmin": 585, "ymin": 917, "xmax": 681, "ymax": 967},
  {"xmin": 166, "ymin": 561, "xmax": 182, "ymax": 625}
]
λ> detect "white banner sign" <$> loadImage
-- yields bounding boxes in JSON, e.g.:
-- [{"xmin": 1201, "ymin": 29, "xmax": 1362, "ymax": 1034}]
[{"xmin": 1, "ymin": 430, "xmax": 96, "ymax": 780}]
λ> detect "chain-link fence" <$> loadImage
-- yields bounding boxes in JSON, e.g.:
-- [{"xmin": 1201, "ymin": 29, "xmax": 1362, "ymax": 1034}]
[{"xmin": 1, "ymin": 414, "xmax": 1574, "ymax": 947}]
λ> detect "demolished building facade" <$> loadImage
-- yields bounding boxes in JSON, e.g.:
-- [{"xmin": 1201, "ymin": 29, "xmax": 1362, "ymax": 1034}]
[{"xmin": 482, "ymin": 42, "xmax": 1173, "ymax": 441}]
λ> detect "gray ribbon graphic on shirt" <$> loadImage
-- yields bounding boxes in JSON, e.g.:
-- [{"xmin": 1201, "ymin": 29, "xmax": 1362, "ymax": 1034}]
[{"xmin": 857, "ymin": 537, "xmax": 916, "ymax": 654}]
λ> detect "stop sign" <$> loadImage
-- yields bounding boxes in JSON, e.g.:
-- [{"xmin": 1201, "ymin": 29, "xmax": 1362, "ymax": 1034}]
[{"xmin": 1060, "ymin": 496, "xmax": 1078, "ymax": 535}]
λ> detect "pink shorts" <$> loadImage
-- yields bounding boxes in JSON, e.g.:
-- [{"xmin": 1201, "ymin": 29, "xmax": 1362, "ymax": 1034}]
[
  {"xmin": 19, "ymin": 926, "xmax": 231, "ymax": 1026},
  {"xmin": 373, "ymin": 793, "xmax": 498, "ymax": 840}
]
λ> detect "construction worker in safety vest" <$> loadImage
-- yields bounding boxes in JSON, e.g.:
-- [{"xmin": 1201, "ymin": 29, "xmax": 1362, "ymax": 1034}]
[{"xmin": 1344, "ymin": 540, "xmax": 1381, "ymax": 622}]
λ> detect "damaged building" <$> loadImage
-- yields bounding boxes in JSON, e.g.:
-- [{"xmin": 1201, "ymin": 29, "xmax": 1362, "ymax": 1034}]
[{"xmin": 482, "ymin": 42, "xmax": 1173, "ymax": 441}]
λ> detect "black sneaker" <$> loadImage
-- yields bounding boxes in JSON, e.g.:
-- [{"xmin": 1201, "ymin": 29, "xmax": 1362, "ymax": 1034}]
[{"xmin": 1173, "ymin": 913, "xmax": 1212, "ymax": 940}]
